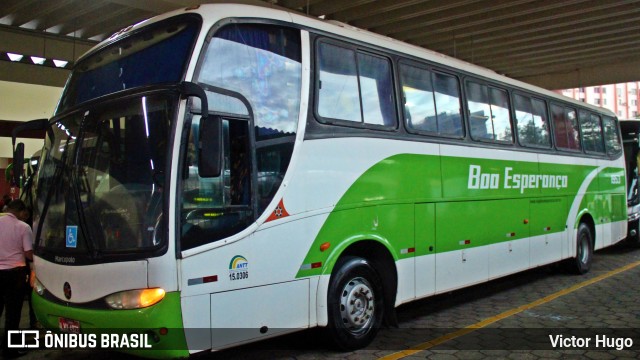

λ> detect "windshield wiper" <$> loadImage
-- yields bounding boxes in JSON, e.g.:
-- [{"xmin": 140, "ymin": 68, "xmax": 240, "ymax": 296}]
[
  {"xmin": 34, "ymin": 140, "xmax": 70, "ymax": 247},
  {"xmin": 70, "ymin": 165, "xmax": 99, "ymax": 258}
]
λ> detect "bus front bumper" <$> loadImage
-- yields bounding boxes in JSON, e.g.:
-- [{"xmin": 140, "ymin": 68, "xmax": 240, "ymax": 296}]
[{"xmin": 32, "ymin": 291, "xmax": 189, "ymax": 359}]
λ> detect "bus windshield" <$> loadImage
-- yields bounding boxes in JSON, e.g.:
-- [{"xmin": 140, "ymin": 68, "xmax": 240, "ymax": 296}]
[
  {"xmin": 34, "ymin": 93, "xmax": 175, "ymax": 262},
  {"xmin": 621, "ymin": 120, "xmax": 640, "ymax": 205},
  {"xmin": 56, "ymin": 15, "xmax": 200, "ymax": 114}
]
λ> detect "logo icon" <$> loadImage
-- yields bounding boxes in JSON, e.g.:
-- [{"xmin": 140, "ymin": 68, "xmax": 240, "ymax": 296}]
[
  {"xmin": 66, "ymin": 226, "xmax": 78, "ymax": 248},
  {"xmin": 229, "ymin": 255, "xmax": 248, "ymax": 270},
  {"xmin": 228, "ymin": 255, "xmax": 249, "ymax": 281},
  {"xmin": 7, "ymin": 330, "xmax": 39, "ymax": 348},
  {"xmin": 63, "ymin": 282, "xmax": 72, "ymax": 300}
]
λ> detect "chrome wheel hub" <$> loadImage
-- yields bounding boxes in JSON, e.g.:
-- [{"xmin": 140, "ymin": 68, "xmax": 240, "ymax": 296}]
[{"xmin": 339, "ymin": 277, "xmax": 375, "ymax": 333}]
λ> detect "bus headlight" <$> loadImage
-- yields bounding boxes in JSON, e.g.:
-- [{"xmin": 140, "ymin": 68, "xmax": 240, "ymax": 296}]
[
  {"xmin": 34, "ymin": 278, "xmax": 46, "ymax": 296},
  {"xmin": 105, "ymin": 288, "xmax": 166, "ymax": 309}
]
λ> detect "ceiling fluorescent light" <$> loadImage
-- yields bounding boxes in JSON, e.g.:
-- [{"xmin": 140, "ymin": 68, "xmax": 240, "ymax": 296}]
[
  {"xmin": 53, "ymin": 59, "xmax": 69, "ymax": 68},
  {"xmin": 7, "ymin": 53, "xmax": 23, "ymax": 62},
  {"xmin": 30, "ymin": 56, "xmax": 46, "ymax": 65}
]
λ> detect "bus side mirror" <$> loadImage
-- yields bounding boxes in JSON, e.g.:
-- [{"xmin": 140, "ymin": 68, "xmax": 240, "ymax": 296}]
[
  {"xmin": 10, "ymin": 118, "xmax": 50, "ymax": 188},
  {"xmin": 198, "ymin": 117, "xmax": 223, "ymax": 177},
  {"xmin": 12, "ymin": 143, "xmax": 24, "ymax": 187}
]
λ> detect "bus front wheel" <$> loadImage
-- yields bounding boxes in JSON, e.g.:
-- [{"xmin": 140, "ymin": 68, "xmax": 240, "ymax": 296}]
[
  {"xmin": 326, "ymin": 256, "xmax": 384, "ymax": 350},
  {"xmin": 571, "ymin": 223, "xmax": 593, "ymax": 274}
]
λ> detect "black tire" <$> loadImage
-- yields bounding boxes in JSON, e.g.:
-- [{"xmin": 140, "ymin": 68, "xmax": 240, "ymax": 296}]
[
  {"xmin": 626, "ymin": 220, "xmax": 640, "ymax": 247},
  {"xmin": 571, "ymin": 223, "xmax": 593, "ymax": 274},
  {"xmin": 326, "ymin": 256, "xmax": 384, "ymax": 350}
]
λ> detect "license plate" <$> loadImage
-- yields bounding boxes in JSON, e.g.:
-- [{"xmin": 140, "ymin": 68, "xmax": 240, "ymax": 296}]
[{"xmin": 59, "ymin": 317, "xmax": 80, "ymax": 334}]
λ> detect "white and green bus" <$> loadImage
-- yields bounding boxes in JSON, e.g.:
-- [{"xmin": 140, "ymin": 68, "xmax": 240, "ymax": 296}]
[
  {"xmin": 621, "ymin": 119, "xmax": 640, "ymax": 244},
  {"xmin": 17, "ymin": 2, "xmax": 625, "ymax": 358}
]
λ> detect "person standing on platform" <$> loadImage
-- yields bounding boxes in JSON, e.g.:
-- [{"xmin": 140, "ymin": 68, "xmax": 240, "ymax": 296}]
[
  {"xmin": 0, "ymin": 200, "xmax": 33, "ymax": 358},
  {"xmin": 0, "ymin": 195, "xmax": 12, "ymax": 212}
]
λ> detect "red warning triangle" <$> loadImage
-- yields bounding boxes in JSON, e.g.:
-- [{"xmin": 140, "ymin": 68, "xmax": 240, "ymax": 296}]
[{"xmin": 266, "ymin": 199, "xmax": 290, "ymax": 222}]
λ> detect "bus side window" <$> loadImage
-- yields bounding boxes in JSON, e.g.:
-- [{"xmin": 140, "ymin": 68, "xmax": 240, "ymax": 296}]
[
  {"xmin": 317, "ymin": 42, "xmax": 361, "ymax": 122},
  {"xmin": 466, "ymin": 81, "xmax": 492, "ymax": 140},
  {"xmin": 566, "ymin": 108, "xmax": 581, "ymax": 150},
  {"xmin": 357, "ymin": 52, "xmax": 396, "ymax": 127},
  {"xmin": 579, "ymin": 110, "xmax": 605, "ymax": 154},
  {"xmin": 515, "ymin": 94, "xmax": 550, "ymax": 148},
  {"xmin": 400, "ymin": 64, "xmax": 437, "ymax": 133},
  {"xmin": 552, "ymin": 104, "xmax": 568, "ymax": 149},
  {"xmin": 489, "ymin": 87, "xmax": 512, "ymax": 142},
  {"xmin": 466, "ymin": 81, "xmax": 512, "ymax": 142},
  {"xmin": 552, "ymin": 104, "xmax": 581, "ymax": 151},
  {"xmin": 433, "ymin": 72, "xmax": 463, "ymax": 137},
  {"xmin": 531, "ymin": 98, "xmax": 551, "ymax": 147},
  {"xmin": 317, "ymin": 40, "xmax": 397, "ymax": 128},
  {"xmin": 400, "ymin": 64, "xmax": 463, "ymax": 137},
  {"xmin": 603, "ymin": 116, "xmax": 622, "ymax": 155}
]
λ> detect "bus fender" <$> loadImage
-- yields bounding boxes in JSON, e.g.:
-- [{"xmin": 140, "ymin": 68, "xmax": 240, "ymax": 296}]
[{"xmin": 315, "ymin": 235, "xmax": 398, "ymax": 328}]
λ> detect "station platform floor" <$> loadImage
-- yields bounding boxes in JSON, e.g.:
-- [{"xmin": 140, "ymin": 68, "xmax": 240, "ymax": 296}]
[{"xmin": 5, "ymin": 241, "xmax": 640, "ymax": 360}]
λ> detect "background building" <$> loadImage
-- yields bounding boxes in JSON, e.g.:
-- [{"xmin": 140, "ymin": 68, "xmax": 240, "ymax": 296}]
[{"xmin": 557, "ymin": 82, "xmax": 640, "ymax": 119}]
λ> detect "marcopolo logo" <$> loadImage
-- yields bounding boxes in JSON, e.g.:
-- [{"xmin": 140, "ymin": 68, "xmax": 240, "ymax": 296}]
[{"xmin": 468, "ymin": 164, "xmax": 569, "ymax": 194}]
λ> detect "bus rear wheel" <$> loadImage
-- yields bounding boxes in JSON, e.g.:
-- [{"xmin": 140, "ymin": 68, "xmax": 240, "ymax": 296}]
[
  {"xmin": 326, "ymin": 256, "xmax": 384, "ymax": 350},
  {"xmin": 571, "ymin": 223, "xmax": 593, "ymax": 274}
]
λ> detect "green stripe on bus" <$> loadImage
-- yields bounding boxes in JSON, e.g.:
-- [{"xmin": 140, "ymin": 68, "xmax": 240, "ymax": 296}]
[{"xmin": 295, "ymin": 154, "xmax": 625, "ymax": 278}]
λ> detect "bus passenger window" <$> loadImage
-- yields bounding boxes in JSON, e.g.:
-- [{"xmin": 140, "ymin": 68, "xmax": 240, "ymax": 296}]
[
  {"xmin": 566, "ymin": 109, "xmax": 580, "ymax": 149},
  {"xmin": 603, "ymin": 116, "xmax": 622, "ymax": 155},
  {"xmin": 357, "ymin": 52, "xmax": 395, "ymax": 127},
  {"xmin": 489, "ymin": 88, "xmax": 512, "ymax": 142},
  {"xmin": 400, "ymin": 64, "xmax": 437, "ymax": 132},
  {"xmin": 466, "ymin": 81, "xmax": 492, "ymax": 140},
  {"xmin": 466, "ymin": 81, "xmax": 512, "ymax": 142},
  {"xmin": 579, "ymin": 111, "xmax": 605, "ymax": 153},
  {"xmin": 552, "ymin": 104, "xmax": 581, "ymax": 151},
  {"xmin": 514, "ymin": 94, "xmax": 550, "ymax": 147},
  {"xmin": 318, "ymin": 43, "xmax": 361, "ymax": 122},
  {"xmin": 433, "ymin": 72, "xmax": 463, "ymax": 137},
  {"xmin": 400, "ymin": 64, "xmax": 463, "ymax": 137},
  {"xmin": 317, "ymin": 41, "xmax": 397, "ymax": 128},
  {"xmin": 531, "ymin": 99, "xmax": 551, "ymax": 146}
]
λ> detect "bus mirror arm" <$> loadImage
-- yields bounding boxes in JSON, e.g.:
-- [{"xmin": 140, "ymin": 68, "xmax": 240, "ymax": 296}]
[
  {"xmin": 12, "ymin": 143, "xmax": 24, "ymax": 187},
  {"xmin": 178, "ymin": 82, "xmax": 222, "ymax": 178},
  {"xmin": 179, "ymin": 81, "xmax": 208, "ymax": 122},
  {"xmin": 11, "ymin": 118, "xmax": 49, "ymax": 187}
]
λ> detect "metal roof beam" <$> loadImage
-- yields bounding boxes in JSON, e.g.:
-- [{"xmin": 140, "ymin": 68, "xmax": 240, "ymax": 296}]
[
  {"xmin": 0, "ymin": 25, "xmax": 95, "ymax": 61},
  {"xmin": 330, "ymin": 0, "xmax": 430, "ymax": 23},
  {"xmin": 431, "ymin": 15, "xmax": 640, "ymax": 61},
  {"xmin": 413, "ymin": 0, "xmax": 640, "ymax": 47},
  {"xmin": 518, "ymin": 58, "xmax": 640, "ymax": 89},
  {"xmin": 368, "ymin": 0, "xmax": 538, "ymax": 35}
]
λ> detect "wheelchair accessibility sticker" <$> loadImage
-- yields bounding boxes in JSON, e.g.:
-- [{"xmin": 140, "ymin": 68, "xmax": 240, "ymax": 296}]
[{"xmin": 66, "ymin": 226, "xmax": 78, "ymax": 248}]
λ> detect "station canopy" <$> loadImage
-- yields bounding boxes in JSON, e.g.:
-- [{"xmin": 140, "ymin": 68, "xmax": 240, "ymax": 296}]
[{"xmin": 1, "ymin": 0, "xmax": 640, "ymax": 89}]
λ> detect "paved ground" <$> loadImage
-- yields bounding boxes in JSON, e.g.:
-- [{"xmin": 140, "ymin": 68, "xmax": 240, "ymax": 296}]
[{"xmin": 5, "ymin": 240, "xmax": 640, "ymax": 359}]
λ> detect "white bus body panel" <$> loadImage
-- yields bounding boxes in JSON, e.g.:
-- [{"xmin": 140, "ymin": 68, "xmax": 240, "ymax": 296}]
[
  {"xmin": 414, "ymin": 254, "xmax": 436, "ymax": 300},
  {"xmin": 530, "ymin": 234, "xmax": 563, "ymax": 267},
  {"xmin": 182, "ymin": 294, "xmax": 211, "ymax": 354},
  {"xmin": 209, "ymin": 279, "xmax": 309, "ymax": 349},
  {"xmin": 35, "ymin": 257, "xmax": 147, "ymax": 303}
]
